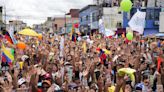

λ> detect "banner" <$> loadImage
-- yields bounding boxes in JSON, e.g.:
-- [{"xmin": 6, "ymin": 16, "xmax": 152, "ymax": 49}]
[
  {"xmin": 99, "ymin": 19, "xmax": 105, "ymax": 34},
  {"xmin": 99, "ymin": 19, "xmax": 115, "ymax": 37},
  {"xmin": 128, "ymin": 10, "xmax": 146, "ymax": 34},
  {"xmin": 59, "ymin": 36, "xmax": 64, "ymax": 57},
  {"xmin": 104, "ymin": 28, "xmax": 115, "ymax": 37}
]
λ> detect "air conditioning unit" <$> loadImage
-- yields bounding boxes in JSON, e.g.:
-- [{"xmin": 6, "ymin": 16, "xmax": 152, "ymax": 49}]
[{"xmin": 154, "ymin": 21, "xmax": 159, "ymax": 26}]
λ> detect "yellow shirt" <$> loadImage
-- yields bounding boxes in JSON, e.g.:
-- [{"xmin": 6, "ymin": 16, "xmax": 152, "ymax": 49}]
[{"xmin": 108, "ymin": 86, "xmax": 123, "ymax": 92}]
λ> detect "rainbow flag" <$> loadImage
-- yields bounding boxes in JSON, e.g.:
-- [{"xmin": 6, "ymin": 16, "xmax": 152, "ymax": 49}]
[{"xmin": 1, "ymin": 43, "xmax": 14, "ymax": 65}]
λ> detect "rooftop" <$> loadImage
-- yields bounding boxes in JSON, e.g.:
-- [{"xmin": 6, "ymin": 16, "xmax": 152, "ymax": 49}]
[{"xmin": 79, "ymin": 5, "xmax": 97, "ymax": 12}]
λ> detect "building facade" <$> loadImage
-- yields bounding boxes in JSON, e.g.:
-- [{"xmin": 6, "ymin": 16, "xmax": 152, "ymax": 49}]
[
  {"xmin": 38, "ymin": 9, "xmax": 79, "ymax": 34},
  {"xmin": 102, "ymin": 7, "xmax": 123, "ymax": 31},
  {"xmin": 7, "ymin": 20, "xmax": 27, "ymax": 32},
  {"xmin": 79, "ymin": 5, "xmax": 99, "ymax": 34},
  {"xmin": 52, "ymin": 9, "xmax": 79, "ymax": 33}
]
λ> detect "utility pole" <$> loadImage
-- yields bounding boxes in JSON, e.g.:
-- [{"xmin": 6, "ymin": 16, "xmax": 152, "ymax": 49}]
[
  {"xmin": 64, "ymin": 13, "xmax": 66, "ymax": 34},
  {"xmin": 2, "ymin": 0, "xmax": 7, "ymax": 30},
  {"xmin": 4, "ymin": 5, "xmax": 6, "ymax": 30}
]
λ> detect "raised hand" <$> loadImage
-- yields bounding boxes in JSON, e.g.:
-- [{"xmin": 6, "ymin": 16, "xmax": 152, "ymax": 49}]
[{"xmin": 0, "ymin": 80, "xmax": 13, "ymax": 92}]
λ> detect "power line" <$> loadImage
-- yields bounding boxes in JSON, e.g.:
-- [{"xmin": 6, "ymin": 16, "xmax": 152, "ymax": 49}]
[{"xmin": 4, "ymin": 14, "xmax": 46, "ymax": 20}]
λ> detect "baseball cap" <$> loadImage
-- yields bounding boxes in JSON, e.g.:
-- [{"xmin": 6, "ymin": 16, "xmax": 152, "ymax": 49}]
[
  {"xmin": 42, "ymin": 80, "xmax": 51, "ymax": 86},
  {"xmin": 18, "ymin": 78, "xmax": 26, "ymax": 86},
  {"xmin": 135, "ymin": 83, "xmax": 144, "ymax": 90}
]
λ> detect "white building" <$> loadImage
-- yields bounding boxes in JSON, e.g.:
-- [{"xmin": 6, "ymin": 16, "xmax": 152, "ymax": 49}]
[
  {"xmin": 156, "ymin": 0, "xmax": 164, "ymax": 7},
  {"xmin": 102, "ymin": 7, "xmax": 123, "ymax": 31}
]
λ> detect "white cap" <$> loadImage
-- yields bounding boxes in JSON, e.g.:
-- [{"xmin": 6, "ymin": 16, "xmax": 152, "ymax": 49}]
[
  {"xmin": 21, "ymin": 55, "xmax": 29, "ymax": 61},
  {"xmin": 18, "ymin": 78, "xmax": 26, "ymax": 86}
]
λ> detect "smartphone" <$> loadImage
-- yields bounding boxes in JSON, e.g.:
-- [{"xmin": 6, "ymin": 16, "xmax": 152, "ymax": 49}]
[
  {"xmin": 153, "ymin": 53, "xmax": 157, "ymax": 57},
  {"xmin": 37, "ymin": 82, "xmax": 42, "ymax": 87}
]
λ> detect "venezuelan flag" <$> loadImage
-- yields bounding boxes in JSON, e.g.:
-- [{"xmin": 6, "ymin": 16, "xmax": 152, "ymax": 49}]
[{"xmin": 1, "ymin": 44, "xmax": 14, "ymax": 65}]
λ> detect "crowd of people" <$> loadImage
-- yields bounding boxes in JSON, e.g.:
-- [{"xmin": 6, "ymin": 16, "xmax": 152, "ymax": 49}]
[{"xmin": 0, "ymin": 29, "xmax": 164, "ymax": 92}]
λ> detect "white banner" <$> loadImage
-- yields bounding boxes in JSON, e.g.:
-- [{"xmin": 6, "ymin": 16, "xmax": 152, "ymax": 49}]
[
  {"xmin": 60, "ymin": 36, "xmax": 64, "ymax": 57},
  {"xmin": 104, "ymin": 28, "xmax": 115, "ymax": 37},
  {"xmin": 128, "ymin": 10, "xmax": 146, "ymax": 34},
  {"xmin": 99, "ymin": 19, "xmax": 115, "ymax": 37},
  {"xmin": 99, "ymin": 19, "xmax": 105, "ymax": 34}
]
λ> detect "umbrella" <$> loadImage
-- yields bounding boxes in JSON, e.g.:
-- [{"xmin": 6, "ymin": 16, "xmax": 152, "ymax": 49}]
[{"xmin": 18, "ymin": 28, "xmax": 39, "ymax": 36}]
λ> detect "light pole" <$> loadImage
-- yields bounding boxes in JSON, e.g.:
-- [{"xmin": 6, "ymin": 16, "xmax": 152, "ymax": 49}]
[
  {"xmin": 64, "ymin": 13, "xmax": 66, "ymax": 34},
  {"xmin": 2, "ymin": 0, "xmax": 15, "ymax": 30}
]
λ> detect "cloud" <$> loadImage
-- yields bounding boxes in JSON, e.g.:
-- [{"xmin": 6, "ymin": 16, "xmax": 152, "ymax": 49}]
[{"xmin": 2, "ymin": 0, "xmax": 92, "ymax": 26}]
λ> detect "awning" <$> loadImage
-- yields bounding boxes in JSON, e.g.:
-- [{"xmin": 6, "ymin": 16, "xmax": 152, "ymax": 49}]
[
  {"xmin": 143, "ymin": 29, "xmax": 159, "ymax": 37},
  {"xmin": 116, "ymin": 28, "xmax": 126, "ymax": 34}
]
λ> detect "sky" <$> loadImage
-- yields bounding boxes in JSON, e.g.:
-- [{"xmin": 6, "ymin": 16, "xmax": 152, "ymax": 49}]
[{"xmin": 0, "ymin": 0, "xmax": 92, "ymax": 26}]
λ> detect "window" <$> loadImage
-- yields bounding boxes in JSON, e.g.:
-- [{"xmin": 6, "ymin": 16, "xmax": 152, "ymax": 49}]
[
  {"xmin": 117, "ymin": 22, "xmax": 122, "ymax": 28},
  {"xmin": 0, "ymin": 7, "xmax": 2, "ymax": 12},
  {"xmin": 146, "ymin": 9, "xmax": 154, "ymax": 20},
  {"xmin": 86, "ymin": 15, "xmax": 89, "ymax": 21},
  {"xmin": 92, "ymin": 13, "xmax": 96, "ymax": 22},
  {"xmin": 54, "ymin": 24, "xmax": 57, "ymax": 30},
  {"xmin": 82, "ymin": 16, "xmax": 85, "ymax": 22},
  {"xmin": 118, "ymin": 11, "xmax": 122, "ymax": 14},
  {"xmin": 154, "ymin": 9, "xmax": 160, "ymax": 20},
  {"xmin": 80, "ymin": 17, "xmax": 83, "ymax": 22}
]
